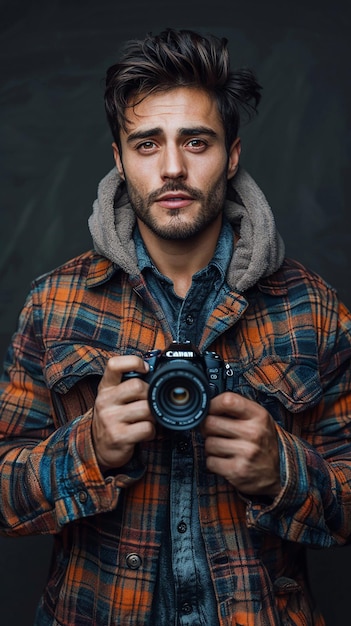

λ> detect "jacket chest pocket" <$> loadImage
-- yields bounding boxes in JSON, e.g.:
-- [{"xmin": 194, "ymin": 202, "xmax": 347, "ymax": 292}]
[
  {"xmin": 44, "ymin": 342, "xmax": 113, "ymax": 426},
  {"xmin": 242, "ymin": 357, "xmax": 323, "ymax": 410},
  {"xmin": 225, "ymin": 356, "xmax": 323, "ymax": 434}
]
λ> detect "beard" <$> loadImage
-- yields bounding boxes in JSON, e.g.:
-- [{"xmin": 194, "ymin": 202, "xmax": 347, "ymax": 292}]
[{"xmin": 124, "ymin": 173, "xmax": 228, "ymax": 241}]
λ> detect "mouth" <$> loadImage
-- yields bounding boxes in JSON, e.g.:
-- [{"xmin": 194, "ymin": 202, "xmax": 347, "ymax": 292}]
[{"xmin": 156, "ymin": 192, "xmax": 194, "ymax": 209}]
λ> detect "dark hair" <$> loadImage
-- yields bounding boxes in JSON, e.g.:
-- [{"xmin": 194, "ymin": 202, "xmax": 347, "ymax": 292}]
[{"xmin": 104, "ymin": 28, "xmax": 262, "ymax": 151}]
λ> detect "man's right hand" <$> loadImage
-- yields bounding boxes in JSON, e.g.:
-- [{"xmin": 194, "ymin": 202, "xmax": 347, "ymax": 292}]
[{"xmin": 92, "ymin": 355, "xmax": 155, "ymax": 471}]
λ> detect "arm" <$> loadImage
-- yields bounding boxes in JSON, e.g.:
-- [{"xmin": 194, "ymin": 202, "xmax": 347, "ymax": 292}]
[
  {"xmin": 202, "ymin": 301, "xmax": 351, "ymax": 547},
  {"xmin": 0, "ymin": 292, "xmax": 153, "ymax": 536},
  {"xmin": 249, "ymin": 364, "xmax": 351, "ymax": 547}
]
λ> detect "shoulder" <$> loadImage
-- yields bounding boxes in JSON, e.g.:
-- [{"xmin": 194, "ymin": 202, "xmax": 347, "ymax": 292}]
[
  {"xmin": 258, "ymin": 257, "xmax": 337, "ymax": 298},
  {"xmin": 30, "ymin": 250, "xmax": 116, "ymax": 296},
  {"xmin": 255, "ymin": 257, "xmax": 351, "ymax": 340},
  {"xmin": 32, "ymin": 250, "xmax": 97, "ymax": 285}
]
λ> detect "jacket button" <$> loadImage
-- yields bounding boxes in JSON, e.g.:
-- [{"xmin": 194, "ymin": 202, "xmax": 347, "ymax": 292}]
[
  {"xmin": 185, "ymin": 314, "xmax": 194, "ymax": 325},
  {"xmin": 126, "ymin": 553, "xmax": 142, "ymax": 570},
  {"xmin": 78, "ymin": 490, "xmax": 88, "ymax": 503}
]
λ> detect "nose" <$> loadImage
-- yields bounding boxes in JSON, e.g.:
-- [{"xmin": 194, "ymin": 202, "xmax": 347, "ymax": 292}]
[{"xmin": 160, "ymin": 144, "xmax": 187, "ymax": 180}]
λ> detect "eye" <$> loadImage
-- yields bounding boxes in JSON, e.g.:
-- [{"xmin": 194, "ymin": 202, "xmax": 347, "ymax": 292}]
[
  {"xmin": 136, "ymin": 140, "xmax": 157, "ymax": 153},
  {"xmin": 186, "ymin": 138, "xmax": 207, "ymax": 151}
]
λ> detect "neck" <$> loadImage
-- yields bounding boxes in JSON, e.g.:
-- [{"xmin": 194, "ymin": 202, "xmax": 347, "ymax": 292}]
[{"xmin": 137, "ymin": 216, "xmax": 222, "ymax": 297}]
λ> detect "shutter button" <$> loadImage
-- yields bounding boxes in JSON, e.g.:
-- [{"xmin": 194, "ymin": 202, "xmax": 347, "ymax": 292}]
[{"xmin": 126, "ymin": 553, "xmax": 142, "ymax": 570}]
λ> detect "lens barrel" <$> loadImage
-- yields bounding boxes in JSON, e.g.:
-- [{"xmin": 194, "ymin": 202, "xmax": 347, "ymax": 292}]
[{"xmin": 148, "ymin": 359, "xmax": 210, "ymax": 430}]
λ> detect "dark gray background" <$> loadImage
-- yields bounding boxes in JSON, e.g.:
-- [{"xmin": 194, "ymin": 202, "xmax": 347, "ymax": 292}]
[{"xmin": 0, "ymin": 0, "xmax": 350, "ymax": 623}]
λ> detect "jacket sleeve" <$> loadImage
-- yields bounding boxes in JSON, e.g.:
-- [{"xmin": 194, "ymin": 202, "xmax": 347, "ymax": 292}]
[
  {"xmin": 246, "ymin": 299, "xmax": 351, "ymax": 547},
  {"xmin": 0, "ymin": 291, "xmax": 139, "ymax": 536}
]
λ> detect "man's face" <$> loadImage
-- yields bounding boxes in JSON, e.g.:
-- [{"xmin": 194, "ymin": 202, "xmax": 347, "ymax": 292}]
[{"xmin": 113, "ymin": 87, "xmax": 240, "ymax": 241}]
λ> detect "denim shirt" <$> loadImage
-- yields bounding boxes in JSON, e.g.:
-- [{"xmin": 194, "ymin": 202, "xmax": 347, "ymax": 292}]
[{"xmin": 134, "ymin": 219, "xmax": 234, "ymax": 625}]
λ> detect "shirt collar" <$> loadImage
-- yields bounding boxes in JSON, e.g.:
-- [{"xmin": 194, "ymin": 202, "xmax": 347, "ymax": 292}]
[{"xmin": 133, "ymin": 216, "xmax": 234, "ymax": 280}]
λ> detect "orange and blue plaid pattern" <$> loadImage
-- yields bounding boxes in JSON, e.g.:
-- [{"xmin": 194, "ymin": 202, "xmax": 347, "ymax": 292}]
[{"xmin": 1, "ymin": 249, "xmax": 351, "ymax": 624}]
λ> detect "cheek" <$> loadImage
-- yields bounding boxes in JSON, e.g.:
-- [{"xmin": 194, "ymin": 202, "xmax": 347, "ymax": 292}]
[
  {"xmin": 124, "ymin": 174, "xmax": 151, "ymax": 203},
  {"xmin": 123, "ymin": 159, "xmax": 156, "ymax": 190},
  {"xmin": 195, "ymin": 154, "xmax": 228, "ymax": 183}
]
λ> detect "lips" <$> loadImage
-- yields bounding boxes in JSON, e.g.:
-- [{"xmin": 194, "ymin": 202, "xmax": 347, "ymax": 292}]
[
  {"xmin": 156, "ymin": 192, "xmax": 194, "ymax": 209},
  {"xmin": 157, "ymin": 192, "xmax": 192, "ymax": 201}
]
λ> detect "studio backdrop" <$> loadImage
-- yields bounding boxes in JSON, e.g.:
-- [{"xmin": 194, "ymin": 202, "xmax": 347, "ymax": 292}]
[{"xmin": 0, "ymin": 0, "xmax": 350, "ymax": 624}]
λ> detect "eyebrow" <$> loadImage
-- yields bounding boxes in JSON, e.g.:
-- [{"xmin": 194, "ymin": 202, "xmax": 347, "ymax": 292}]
[{"xmin": 126, "ymin": 126, "xmax": 218, "ymax": 144}]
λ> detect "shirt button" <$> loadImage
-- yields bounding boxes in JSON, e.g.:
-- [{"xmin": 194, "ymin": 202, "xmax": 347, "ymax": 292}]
[
  {"xmin": 177, "ymin": 439, "xmax": 190, "ymax": 453},
  {"xmin": 126, "ymin": 553, "xmax": 142, "ymax": 569},
  {"xmin": 177, "ymin": 521, "xmax": 187, "ymax": 533},
  {"xmin": 181, "ymin": 602, "xmax": 193, "ymax": 614},
  {"xmin": 185, "ymin": 314, "xmax": 194, "ymax": 325},
  {"xmin": 78, "ymin": 490, "xmax": 88, "ymax": 503}
]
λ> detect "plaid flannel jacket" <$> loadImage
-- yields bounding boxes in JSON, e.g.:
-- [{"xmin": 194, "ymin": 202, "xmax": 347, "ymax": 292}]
[{"xmin": 1, "ymin": 249, "xmax": 351, "ymax": 625}]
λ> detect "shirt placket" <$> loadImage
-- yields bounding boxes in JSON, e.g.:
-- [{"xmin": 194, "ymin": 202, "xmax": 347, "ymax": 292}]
[
  {"xmin": 170, "ymin": 434, "xmax": 202, "ymax": 625},
  {"xmin": 136, "ymin": 221, "xmax": 233, "ymax": 625}
]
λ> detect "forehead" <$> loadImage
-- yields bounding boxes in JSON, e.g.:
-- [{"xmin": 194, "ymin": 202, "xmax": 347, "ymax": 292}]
[{"xmin": 123, "ymin": 87, "xmax": 224, "ymax": 136}]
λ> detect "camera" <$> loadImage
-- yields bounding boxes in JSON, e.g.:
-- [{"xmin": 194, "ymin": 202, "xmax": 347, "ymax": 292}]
[{"xmin": 122, "ymin": 341, "xmax": 226, "ymax": 431}]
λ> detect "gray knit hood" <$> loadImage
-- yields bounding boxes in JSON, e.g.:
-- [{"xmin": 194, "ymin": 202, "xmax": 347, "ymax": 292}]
[{"xmin": 88, "ymin": 167, "xmax": 285, "ymax": 293}]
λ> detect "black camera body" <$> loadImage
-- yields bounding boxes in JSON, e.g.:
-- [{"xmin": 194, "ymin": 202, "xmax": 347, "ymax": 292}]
[{"xmin": 123, "ymin": 341, "xmax": 226, "ymax": 431}]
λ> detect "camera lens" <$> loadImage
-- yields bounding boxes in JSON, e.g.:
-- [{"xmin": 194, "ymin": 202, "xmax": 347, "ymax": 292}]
[
  {"xmin": 148, "ymin": 360, "xmax": 210, "ymax": 430},
  {"xmin": 168, "ymin": 386, "xmax": 190, "ymax": 406}
]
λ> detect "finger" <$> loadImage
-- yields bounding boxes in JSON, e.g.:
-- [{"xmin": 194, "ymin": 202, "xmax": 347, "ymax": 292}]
[
  {"xmin": 115, "ymin": 418, "xmax": 156, "ymax": 443},
  {"xmin": 202, "ymin": 410, "xmax": 255, "ymax": 440},
  {"xmin": 205, "ymin": 434, "xmax": 246, "ymax": 458},
  {"xmin": 203, "ymin": 411, "xmax": 275, "ymax": 449},
  {"xmin": 115, "ymin": 377, "xmax": 150, "ymax": 405},
  {"xmin": 209, "ymin": 392, "xmax": 263, "ymax": 420},
  {"xmin": 202, "ymin": 414, "xmax": 241, "ymax": 438},
  {"xmin": 99, "ymin": 355, "xmax": 148, "ymax": 390},
  {"xmin": 205, "ymin": 444, "xmax": 281, "ymax": 497},
  {"xmin": 94, "ymin": 386, "xmax": 151, "ymax": 425},
  {"xmin": 93, "ymin": 414, "xmax": 156, "ymax": 470},
  {"xmin": 205, "ymin": 454, "xmax": 255, "ymax": 491}
]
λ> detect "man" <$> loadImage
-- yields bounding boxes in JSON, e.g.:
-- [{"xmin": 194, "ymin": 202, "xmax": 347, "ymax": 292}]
[{"xmin": 0, "ymin": 28, "xmax": 351, "ymax": 626}]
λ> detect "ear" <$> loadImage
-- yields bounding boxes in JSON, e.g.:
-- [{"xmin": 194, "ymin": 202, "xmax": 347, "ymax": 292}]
[
  {"xmin": 227, "ymin": 137, "xmax": 241, "ymax": 180},
  {"xmin": 112, "ymin": 142, "xmax": 125, "ymax": 180}
]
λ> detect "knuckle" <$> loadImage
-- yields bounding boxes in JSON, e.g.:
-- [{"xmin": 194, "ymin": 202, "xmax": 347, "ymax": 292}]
[
  {"xmin": 221, "ymin": 391, "xmax": 236, "ymax": 410},
  {"xmin": 94, "ymin": 394, "xmax": 105, "ymax": 414},
  {"xmin": 106, "ymin": 355, "xmax": 122, "ymax": 371},
  {"xmin": 128, "ymin": 377, "xmax": 146, "ymax": 395}
]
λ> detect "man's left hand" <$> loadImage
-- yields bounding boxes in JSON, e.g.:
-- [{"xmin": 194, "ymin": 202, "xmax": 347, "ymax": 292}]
[{"xmin": 202, "ymin": 392, "xmax": 281, "ymax": 498}]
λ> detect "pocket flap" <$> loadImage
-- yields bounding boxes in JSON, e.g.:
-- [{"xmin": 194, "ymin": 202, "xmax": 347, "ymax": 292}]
[
  {"xmin": 44, "ymin": 342, "xmax": 112, "ymax": 393},
  {"xmin": 243, "ymin": 357, "xmax": 323, "ymax": 412}
]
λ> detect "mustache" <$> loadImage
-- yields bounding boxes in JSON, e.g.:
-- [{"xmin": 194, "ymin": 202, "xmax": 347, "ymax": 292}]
[{"xmin": 148, "ymin": 182, "xmax": 204, "ymax": 204}]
